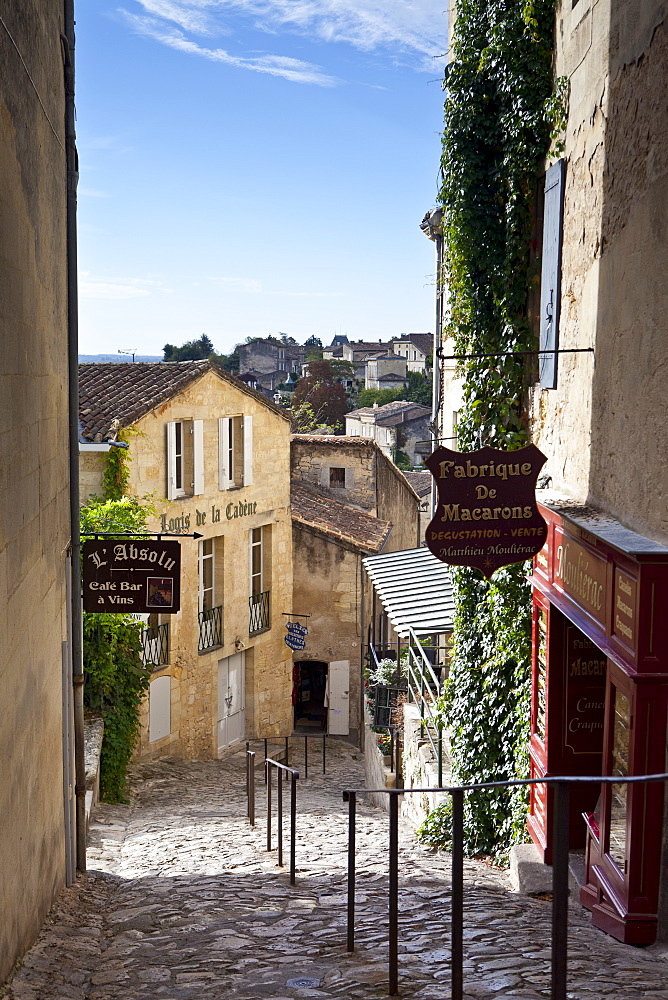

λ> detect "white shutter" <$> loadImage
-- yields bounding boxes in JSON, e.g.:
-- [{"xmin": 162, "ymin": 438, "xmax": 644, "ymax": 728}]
[
  {"xmin": 193, "ymin": 419, "xmax": 204, "ymax": 495},
  {"xmin": 218, "ymin": 417, "xmax": 230, "ymax": 490},
  {"xmin": 167, "ymin": 422, "xmax": 177, "ymax": 500},
  {"xmin": 243, "ymin": 415, "xmax": 253, "ymax": 486}
]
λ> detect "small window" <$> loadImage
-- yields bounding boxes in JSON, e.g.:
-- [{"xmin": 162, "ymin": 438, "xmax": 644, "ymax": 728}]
[
  {"xmin": 329, "ymin": 467, "xmax": 346, "ymax": 488},
  {"xmin": 219, "ymin": 415, "xmax": 253, "ymax": 489},
  {"xmin": 249, "ymin": 525, "xmax": 271, "ymax": 596},
  {"xmin": 167, "ymin": 420, "xmax": 204, "ymax": 500}
]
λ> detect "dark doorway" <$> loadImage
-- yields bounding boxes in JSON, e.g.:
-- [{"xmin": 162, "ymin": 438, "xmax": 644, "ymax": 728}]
[{"xmin": 293, "ymin": 660, "xmax": 327, "ymax": 733}]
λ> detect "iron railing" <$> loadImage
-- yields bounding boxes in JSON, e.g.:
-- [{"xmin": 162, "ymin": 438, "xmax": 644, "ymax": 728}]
[
  {"xmin": 249, "ymin": 590, "xmax": 270, "ymax": 635},
  {"xmin": 246, "ymin": 735, "xmax": 328, "ymax": 783},
  {"xmin": 265, "ymin": 756, "xmax": 300, "ymax": 884},
  {"xmin": 140, "ymin": 622, "xmax": 169, "ymax": 668},
  {"xmin": 198, "ymin": 605, "xmax": 222, "ymax": 652},
  {"xmin": 342, "ymin": 772, "xmax": 668, "ymax": 998}
]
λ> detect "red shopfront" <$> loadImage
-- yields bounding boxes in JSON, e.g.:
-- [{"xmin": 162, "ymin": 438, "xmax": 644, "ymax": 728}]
[{"xmin": 529, "ymin": 499, "xmax": 668, "ymax": 945}]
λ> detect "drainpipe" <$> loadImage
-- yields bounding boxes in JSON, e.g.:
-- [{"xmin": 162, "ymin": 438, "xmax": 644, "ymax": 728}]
[
  {"xmin": 63, "ymin": 0, "xmax": 86, "ymax": 872},
  {"xmin": 420, "ymin": 208, "xmax": 444, "ymax": 518}
]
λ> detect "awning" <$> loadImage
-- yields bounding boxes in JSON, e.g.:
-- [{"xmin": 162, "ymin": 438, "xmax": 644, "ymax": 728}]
[{"xmin": 363, "ymin": 547, "xmax": 454, "ymax": 638}]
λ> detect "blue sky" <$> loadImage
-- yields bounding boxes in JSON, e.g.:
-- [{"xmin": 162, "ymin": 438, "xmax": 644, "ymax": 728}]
[{"xmin": 76, "ymin": 1, "xmax": 448, "ymax": 356}]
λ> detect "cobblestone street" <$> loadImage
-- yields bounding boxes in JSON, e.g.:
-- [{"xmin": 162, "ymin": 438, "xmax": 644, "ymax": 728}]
[{"xmin": 3, "ymin": 740, "xmax": 667, "ymax": 1000}]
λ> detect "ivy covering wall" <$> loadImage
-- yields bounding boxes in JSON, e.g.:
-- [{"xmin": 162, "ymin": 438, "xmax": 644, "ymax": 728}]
[{"xmin": 419, "ymin": 0, "xmax": 560, "ymax": 859}]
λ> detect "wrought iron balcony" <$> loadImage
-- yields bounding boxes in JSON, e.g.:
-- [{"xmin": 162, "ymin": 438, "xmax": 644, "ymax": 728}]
[
  {"xmin": 141, "ymin": 622, "xmax": 169, "ymax": 669},
  {"xmin": 198, "ymin": 605, "xmax": 223, "ymax": 652},
  {"xmin": 249, "ymin": 590, "xmax": 270, "ymax": 635}
]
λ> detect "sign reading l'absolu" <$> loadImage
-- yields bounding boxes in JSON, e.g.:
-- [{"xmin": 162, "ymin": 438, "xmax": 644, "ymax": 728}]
[
  {"xmin": 425, "ymin": 445, "xmax": 548, "ymax": 578},
  {"xmin": 83, "ymin": 539, "xmax": 181, "ymax": 614}
]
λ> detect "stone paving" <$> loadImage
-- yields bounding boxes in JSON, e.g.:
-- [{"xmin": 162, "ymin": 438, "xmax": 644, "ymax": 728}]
[{"xmin": 2, "ymin": 739, "xmax": 667, "ymax": 999}]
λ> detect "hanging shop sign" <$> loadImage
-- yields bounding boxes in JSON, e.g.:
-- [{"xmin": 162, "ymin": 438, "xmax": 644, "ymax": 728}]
[
  {"xmin": 425, "ymin": 444, "xmax": 548, "ymax": 578},
  {"xmin": 83, "ymin": 539, "xmax": 181, "ymax": 614},
  {"xmin": 284, "ymin": 621, "xmax": 308, "ymax": 651}
]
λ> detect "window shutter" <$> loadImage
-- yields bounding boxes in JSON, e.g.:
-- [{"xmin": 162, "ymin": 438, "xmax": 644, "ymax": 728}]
[
  {"xmin": 166, "ymin": 422, "xmax": 177, "ymax": 500},
  {"xmin": 539, "ymin": 159, "xmax": 566, "ymax": 389},
  {"xmin": 193, "ymin": 419, "xmax": 204, "ymax": 495},
  {"xmin": 218, "ymin": 417, "xmax": 230, "ymax": 490},
  {"xmin": 243, "ymin": 415, "xmax": 253, "ymax": 486}
]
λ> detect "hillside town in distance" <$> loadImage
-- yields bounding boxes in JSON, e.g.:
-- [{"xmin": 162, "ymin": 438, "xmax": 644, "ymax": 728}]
[{"xmin": 3, "ymin": 2, "xmax": 668, "ymax": 998}]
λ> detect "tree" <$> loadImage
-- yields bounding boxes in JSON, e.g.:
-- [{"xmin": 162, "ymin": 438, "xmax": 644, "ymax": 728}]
[
  {"xmin": 290, "ymin": 360, "xmax": 347, "ymax": 430},
  {"xmin": 163, "ymin": 334, "xmax": 214, "ymax": 362},
  {"xmin": 303, "ymin": 335, "xmax": 323, "ymax": 349},
  {"xmin": 81, "ymin": 493, "xmax": 157, "ymax": 801}
]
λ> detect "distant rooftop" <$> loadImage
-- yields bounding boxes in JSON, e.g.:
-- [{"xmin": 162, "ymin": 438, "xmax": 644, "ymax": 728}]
[{"xmin": 291, "ymin": 481, "xmax": 391, "ymax": 553}]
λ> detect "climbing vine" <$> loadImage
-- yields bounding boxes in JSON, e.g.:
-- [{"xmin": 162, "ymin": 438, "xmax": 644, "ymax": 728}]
[
  {"xmin": 419, "ymin": 0, "xmax": 563, "ymax": 859},
  {"xmin": 81, "ymin": 484, "xmax": 157, "ymax": 802}
]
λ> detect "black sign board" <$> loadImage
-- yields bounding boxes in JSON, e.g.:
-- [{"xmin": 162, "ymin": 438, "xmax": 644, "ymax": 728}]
[
  {"xmin": 83, "ymin": 539, "xmax": 181, "ymax": 613},
  {"xmin": 425, "ymin": 444, "xmax": 547, "ymax": 579}
]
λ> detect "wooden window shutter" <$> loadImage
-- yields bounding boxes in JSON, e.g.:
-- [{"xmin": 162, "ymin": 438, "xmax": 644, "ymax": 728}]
[
  {"xmin": 539, "ymin": 158, "xmax": 566, "ymax": 389},
  {"xmin": 166, "ymin": 421, "xmax": 177, "ymax": 500},
  {"xmin": 218, "ymin": 417, "xmax": 231, "ymax": 490},
  {"xmin": 242, "ymin": 415, "xmax": 253, "ymax": 486},
  {"xmin": 192, "ymin": 419, "xmax": 204, "ymax": 495}
]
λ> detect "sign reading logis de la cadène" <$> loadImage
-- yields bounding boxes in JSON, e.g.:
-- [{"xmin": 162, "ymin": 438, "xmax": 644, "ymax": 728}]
[
  {"xmin": 425, "ymin": 445, "xmax": 548, "ymax": 578},
  {"xmin": 159, "ymin": 500, "xmax": 259, "ymax": 533},
  {"xmin": 83, "ymin": 539, "xmax": 181, "ymax": 614}
]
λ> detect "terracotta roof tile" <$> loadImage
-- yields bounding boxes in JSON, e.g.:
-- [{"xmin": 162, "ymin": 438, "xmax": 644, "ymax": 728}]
[
  {"xmin": 291, "ymin": 482, "xmax": 391, "ymax": 553},
  {"xmin": 79, "ymin": 360, "xmax": 289, "ymax": 441}
]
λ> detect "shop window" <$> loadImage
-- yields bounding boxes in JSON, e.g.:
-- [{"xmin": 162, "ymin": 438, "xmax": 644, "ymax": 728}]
[
  {"xmin": 609, "ymin": 686, "xmax": 631, "ymax": 873},
  {"xmin": 167, "ymin": 420, "xmax": 204, "ymax": 500},
  {"xmin": 218, "ymin": 415, "xmax": 253, "ymax": 489},
  {"xmin": 535, "ymin": 607, "xmax": 547, "ymax": 742}
]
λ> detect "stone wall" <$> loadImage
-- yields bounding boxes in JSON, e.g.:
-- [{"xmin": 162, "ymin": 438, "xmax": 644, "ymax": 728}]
[
  {"xmin": 0, "ymin": 1, "xmax": 70, "ymax": 981},
  {"xmin": 291, "ymin": 437, "xmax": 377, "ymax": 511},
  {"xmin": 531, "ymin": 0, "xmax": 668, "ymax": 545}
]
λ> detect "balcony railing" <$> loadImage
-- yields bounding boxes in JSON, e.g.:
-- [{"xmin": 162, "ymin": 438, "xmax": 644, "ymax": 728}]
[
  {"xmin": 249, "ymin": 590, "xmax": 270, "ymax": 635},
  {"xmin": 198, "ymin": 605, "xmax": 223, "ymax": 652},
  {"xmin": 140, "ymin": 623, "xmax": 169, "ymax": 669}
]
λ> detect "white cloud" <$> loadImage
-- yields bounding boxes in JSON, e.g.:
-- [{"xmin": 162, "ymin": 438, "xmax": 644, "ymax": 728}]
[
  {"xmin": 79, "ymin": 274, "xmax": 171, "ymax": 300},
  {"xmin": 121, "ymin": 10, "xmax": 339, "ymax": 85},
  {"xmin": 124, "ymin": 0, "xmax": 447, "ymax": 78}
]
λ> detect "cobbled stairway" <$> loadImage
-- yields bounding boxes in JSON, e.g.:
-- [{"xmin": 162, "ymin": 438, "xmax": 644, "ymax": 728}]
[{"xmin": 3, "ymin": 741, "xmax": 667, "ymax": 999}]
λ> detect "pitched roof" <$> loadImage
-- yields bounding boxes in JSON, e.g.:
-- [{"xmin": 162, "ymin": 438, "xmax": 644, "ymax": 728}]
[
  {"xmin": 376, "ymin": 373, "xmax": 408, "ymax": 383},
  {"xmin": 291, "ymin": 482, "xmax": 391, "ymax": 553},
  {"xmin": 393, "ymin": 333, "xmax": 433, "ymax": 356},
  {"xmin": 346, "ymin": 400, "xmax": 431, "ymax": 425},
  {"xmin": 403, "ymin": 471, "xmax": 432, "ymax": 498},
  {"xmin": 79, "ymin": 359, "xmax": 289, "ymax": 442}
]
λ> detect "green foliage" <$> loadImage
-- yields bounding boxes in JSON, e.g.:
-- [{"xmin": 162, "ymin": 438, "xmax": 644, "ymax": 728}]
[
  {"xmin": 416, "ymin": 798, "xmax": 453, "ymax": 848},
  {"xmin": 425, "ymin": 0, "xmax": 559, "ymax": 858},
  {"xmin": 81, "ymin": 494, "xmax": 157, "ymax": 801},
  {"xmin": 289, "ymin": 401, "xmax": 334, "ymax": 434},
  {"xmin": 394, "ymin": 450, "xmax": 412, "ymax": 470},
  {"xmin": 356, "ymin": 372, "xmax": 432, "ymax": 410},
  {"xmin": 163, "ymin": 334, "xmax": 215, "ymax": 361},
  {"xmin": 102, "ymin": 444, "xmax": 130, "ymax": 501}
]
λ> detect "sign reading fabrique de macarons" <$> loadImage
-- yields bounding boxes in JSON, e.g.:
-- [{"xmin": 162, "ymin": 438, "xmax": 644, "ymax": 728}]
[{"xmin": 425, "ymin": 444, "xmax": 548, "ymax": 579}]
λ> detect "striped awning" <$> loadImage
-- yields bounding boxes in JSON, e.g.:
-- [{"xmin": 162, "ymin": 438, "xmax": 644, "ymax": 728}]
[{"xmin": 363, "ymin": 547, "xmax": 455, "ymax": 638}]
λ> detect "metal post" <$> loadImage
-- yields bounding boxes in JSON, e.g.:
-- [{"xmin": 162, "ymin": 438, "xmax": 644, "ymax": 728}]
[
  {"xmin": 395, "ymin": 732, "xmax": 402, "ymax": 788},
  {"xmin": 346, "ymin": 791, "xmax": 356, "ymax": 952},
  {"xmin": 390, "ymin": 729, "xmax": 394, "ymax": 773},
  {"xmin": 438, "ymin": 730, "xmax": 443, "ymax": 788},
  {"xmin": 323, "ymin": 734, "xmax": 326, "ymax": 775},
  {"xmin": 266, "ymin": 761, "xmax": 272, "ymax": 851},
  {"xmin": 277, "ymin": 766, "xmax": 283, "ymax": 867},
  {"xmin": 451, "ymin": 788, "xmax": 464, "ymax": 1000},
  {"xmin": 249, "ymin": 752, "xmax": 255, "ymax": 827},
  {"xmin": 304, "ymin": 736, "xmax": 308, "ymax": 780},
  {"xmin": 551, "ymin": 781, "xmax": 570, "ymax": 1000},
  {"xmin": 285, "ymin": 736, "xmax": 289, "ymax": 767},
  {"xmin": 290, "ymin": 770, "xmax": 297, "ymax": 885},
  {"xmin": 264, "ymin": 738, "xmax": 268, "ymax": 784},
  {"xmin": 389, "ymin": 792, "xmax": 399, "ymax": 996},
  {"xmin": 246, "ymin": 742, "xmax": 250, "ymax": 816}
]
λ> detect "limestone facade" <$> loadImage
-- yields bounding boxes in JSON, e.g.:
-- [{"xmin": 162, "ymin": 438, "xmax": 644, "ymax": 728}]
[
  {"xmin": 80, "ymin": 363, "xmax": 294, "ymax": 758},
  {"xmin": 0, "ymin": 0, "xmax": 71, "ymax": 981}
]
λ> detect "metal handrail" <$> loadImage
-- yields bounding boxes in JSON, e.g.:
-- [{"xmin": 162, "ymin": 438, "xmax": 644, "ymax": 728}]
[
  {"xmin": 266, "ymin": 757, "xmax": 300, "ymax": 884},
  {"xmin": 140, "ymin": 622, "xmax": 169, "ymax": 668},
  {"xmin": 247, "ymin": 735, "xmax": 328, "ymax": 782},
  {"xmin": 342, "ymin": 772, "xmax": 668, "ymax": 999},
  {"xmin": 249, "ymin": 590, "xmax": 270, "ymax": 635},
  {"xmin": 198, "ymin": 604, "xmax": 222, "ymax": 652}
]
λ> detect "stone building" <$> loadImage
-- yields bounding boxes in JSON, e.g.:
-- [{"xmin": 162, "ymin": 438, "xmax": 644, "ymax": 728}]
[
  {"xmin": 79, "ymin": 360, "xmax": 294, "ymax": 758},
  {"xmin": 345, "ymin": 401, "xmax": 432, "ymax": 467},
  {"xmin": 391, "ymin": 333, "xmax": 433, "ymax": 374},
  {"xmin": 237, "ymin": 339, "xmax": 305, "ymax": 376},
  {"xmin": 0, "ymin": 0, "xmax": 74, "ymax": 981},
  {"xmin": 290, "ymin": 436, "xmax": 421, "ymax": 741},
  {"xmin": 364, "ymin": 354, "xmax": 408, "ymax": 390}
]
